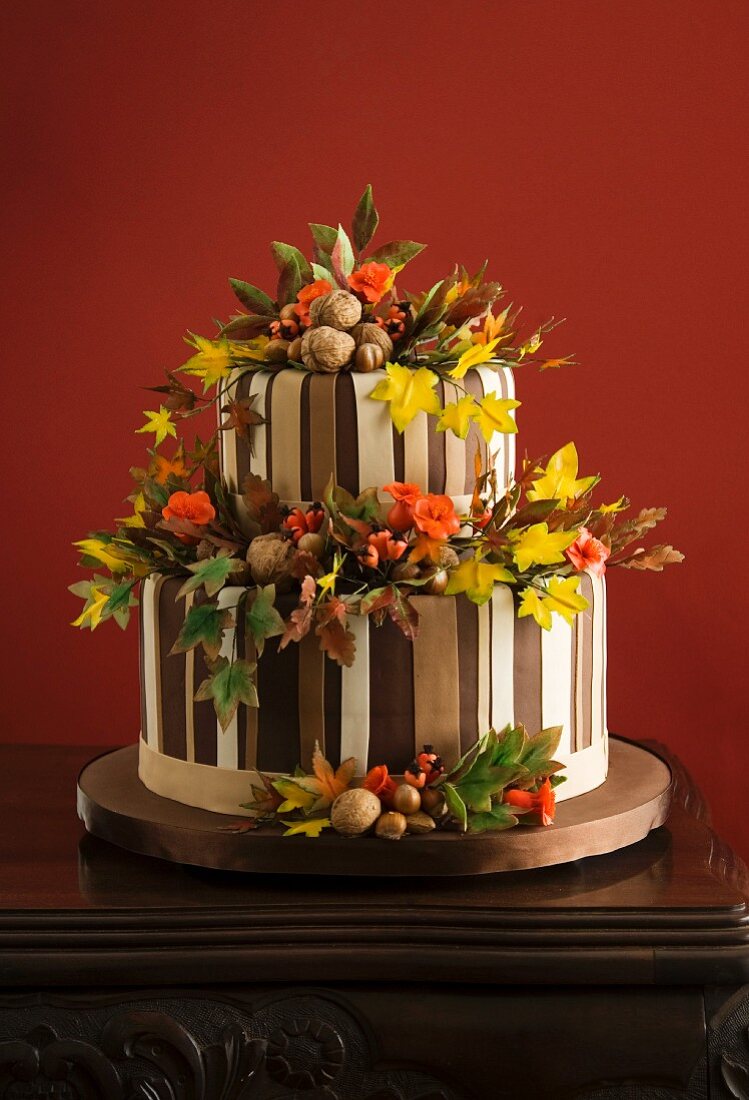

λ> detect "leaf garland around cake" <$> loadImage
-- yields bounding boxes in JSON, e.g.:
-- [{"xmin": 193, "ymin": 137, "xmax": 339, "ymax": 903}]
[
  {"xmin": 70, "ymin": 188, "xmax": 683, "ymax": 732},
  {"xmin": 228, "ymin": 725, "xmax": 565, "ymax": 839}
]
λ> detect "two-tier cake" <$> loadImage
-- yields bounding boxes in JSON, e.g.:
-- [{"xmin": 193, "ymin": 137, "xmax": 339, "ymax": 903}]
[{"xmin": 73, "ymin": 187, "xmax": 681, "ymax": 844}]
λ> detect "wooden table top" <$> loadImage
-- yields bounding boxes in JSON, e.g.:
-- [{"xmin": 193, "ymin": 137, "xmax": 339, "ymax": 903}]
[{"xmin": 1, "ymin": 742, "xmax": 748, "ymax": 988}]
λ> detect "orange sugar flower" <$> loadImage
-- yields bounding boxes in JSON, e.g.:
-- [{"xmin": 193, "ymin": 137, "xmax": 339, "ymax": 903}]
[
  {"xmin": 362, "ymin": 764, "xmax": 398, "ymax": 808},
  {"xmin": 348, "ymin": 261, "xmax": 394, "ymax": 305},
  {"xmin": 412, "ymin": 494, "xmax": 460, "ymax": 540},
  {"xmin": 294, "ymin": 278, "xmax": 332, "ymax": 326},
  {"xmin": 148, "ymin": 452, "xmax": 187, "ymax": 486},
  {"xmin": 362, "ymin": 529, "xmax": 408, "ymax": 568},
  {"xmin": 383, "ymin": 481, "xmax": 422, "ymax": 531},
  {"xmin": 504, "ymin": 778, "xmax": 556, "ymax": 826},
  {"xmin": 283, "ymin": 505, "xmax": 325, "ymax": 544},
  {"xmin": 565, "ymin": 526, "xmax": 610, "ymax": 577},
  {"xmin": 162, "ymin": 490, "xmax": 216, "ymax": 542},
  {"xmin": 409, "ymin": 534, "xmax": 445, "ymax": 564}
]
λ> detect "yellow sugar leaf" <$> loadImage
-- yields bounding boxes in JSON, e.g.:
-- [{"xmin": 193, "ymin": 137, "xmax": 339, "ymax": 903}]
[
  {"xmin": 180, "ymin": 334, "xmax": 234, "ymax": 391},
  {"xmin": 445, "ymin": 559, "xmax": 515, "ymax": 606},
  {"xmin": 527, "ymin": 442, "xmax": 598, "ymax": 503},
  {"xmin": 369, "ymin": 364, "xmax": 441, "ymax": 433},
  {"xmin": 71, "ymin": 585, "xmax": 109, "ymax": 630},
  {"xmin": 280, "ymin": 817, "xmax": 331, "ymax": 838},
  {"xmin": 74, "ymin": 537, "xmax": 150, "ymax": 577},
  {"xmin": 447, "ymin": 336, "xmax": 501, "ymax": 379},
  {"xmin": 510, "ymin": 522, "xmax": 578, "ymax": 572},
  {"xmin": 543, "ymin": 575, "xmax": 589, "ymax": 626},
  {"xmin": 272, "ymin": 778, "xmax": 318, "ymax": 815},
  {"xmin": 295, "ymin": 741, "xmax": 357, "ymax": 812},
  {"xmin": 228, "ymin": 335, "xmax": 269, "ymax": 361},
  {"xmin": 471, "ymin": 393, "xmax": 521, "ymax": 443},
  {"xmin": 436, "ymin": 395, "xmax": 476, "ymax": 439},
  {"xmin": 135, "ymin": 406, "xmax": 177, "ymax": 448},
  {"xmin": 599, "ymin": 496, "xmax": 628, "ymax": 514},
  {"xmin": 518, "ymin": 587, "xmax": 553, "ymax": 631}
]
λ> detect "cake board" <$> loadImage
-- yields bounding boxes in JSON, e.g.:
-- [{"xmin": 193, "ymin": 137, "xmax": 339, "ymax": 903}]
[{"xmin": 76, "ymin": 737, "xmax": 672, "ymax": 877}]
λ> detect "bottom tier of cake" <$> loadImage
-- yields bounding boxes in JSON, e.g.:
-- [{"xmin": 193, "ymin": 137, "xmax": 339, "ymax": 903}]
[{"xmin": 138, "ymin": 573, "xmax": 608, "ymax": 816}]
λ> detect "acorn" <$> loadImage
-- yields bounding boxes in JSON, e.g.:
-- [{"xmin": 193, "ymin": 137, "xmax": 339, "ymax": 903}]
[
  {"xmin": 405, "ymin": 811, "xmax": 436, "ymax": 835},
  {"xmin": 287, "ymin": 336, "xmax": 303, "ymax": 362},
  {"xmin": 392, "ymin": 783, "xmax": 422, "ymax": 815},
  {"xmin": 301, "ymin": 326, "xmax": 356, "ymax": 373},
  {"xmin": 423, "ymin": 568, "xmax": 449, "ymax": 596},
  {"xmin": 391, "ymin": 561, "xmax": 421, "ymax": 583},
  {"xmin": 264, "ymin": 339, "xmax": 290, "ymax": 364},
  {"xmin": 351, "ymin": 322, "xmax": 394, "ymax": 361},
  {"xmin": 297, "ymin": 531, "xmax": 325, "ymax": 558},
  {"xmin": 354, "ymin": 344, "xmax": 385, "ymax": 373},
  {"xmin": 375, "ymin": 811, "xmax": 407, "ymax": 840},
  {"xmin": 309, "ymin": 289, "xmax": 362, "ymax": 331},
  {"xmin": 330, "ymin": 788, "xmax": 382, "ymax": 837}
]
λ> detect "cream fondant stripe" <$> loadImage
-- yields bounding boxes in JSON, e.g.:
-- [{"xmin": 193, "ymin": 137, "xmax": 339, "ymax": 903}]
[
  {"xmin": 574, "ymin": 613, "xmax": 585, "ymax": 752},
  {"xmin": 412, "ymin": 597, "xmax": 461, "ymax": 766},
  {"xmin": 403, "ymin": 411, "xmax": 429, "ymax": 494},
  {"xmin": 248, "ymin": 371, "xmax": 271, "ymax": 482},
  {"xmin": 503, "ymin": 367, "xmax": 517, "ymax": 488},
  {"xmin": 298, "ymin": 632, "xmax": 325, "ymax": 769},
  {"xmin": 591, "ymin": 573, "xmax": 605, "ymax": 745},
  {"xmin": 351, "ymin": 372, "xmax": 395, "ymax": 492},
  {"xmin": 541, "ymin": 615, "xmax": 574, "ymax": 753},
  {"xmin": 220, "ymin": 371, "xmax": 241, "ymax": 493},
  {"xmin": 444, "ymin": 428, "xmax": 466, "ymax": 498},
  {"xmin": 142, "ymin": 576, "xmax": 167, "ymax": 752},
  {"xmin": 340, "ymin": 613, "xmax": 370, "ymax": 771},
  {"xmin": 476, "ymin": 600, "xmax": 491, "ymax": 733},
  {"xmin": 270, "ymin": 369, "xmax": 305, "ymax": 501},
  {"xmin": 184, "ymin": 591, "xmax": 196, "ymax": 763},
  {"xmin": 550, "ymin": 738, "xmax": 608, "ymax": 803},
  {"xmin": 215, "ymin": 587, "xmax": 243, "ymax": 769},
  {"xmin": 601, "ymin": 573, "xmax": 608, "ymax": 758},
  {"xmin": 489, "ymin": 585, "xmax": 515, "ymax": 730}
]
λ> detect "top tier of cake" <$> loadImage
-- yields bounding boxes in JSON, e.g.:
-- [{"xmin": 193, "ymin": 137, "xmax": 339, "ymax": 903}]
[{"xmin": 219, "ymin": 363, "xmax": 516, "ymax": 513}]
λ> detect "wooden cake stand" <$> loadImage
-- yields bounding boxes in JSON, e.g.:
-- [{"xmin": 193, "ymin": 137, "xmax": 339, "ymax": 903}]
[{"xmin": 76, "ymin": 736, "xmax": 671, "ymax": 877}]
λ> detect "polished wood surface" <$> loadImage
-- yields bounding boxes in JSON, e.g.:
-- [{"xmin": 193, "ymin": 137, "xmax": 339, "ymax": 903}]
[{"xmin": 1, "ymin": 742, "xmax": 748, "ymax": 1098}]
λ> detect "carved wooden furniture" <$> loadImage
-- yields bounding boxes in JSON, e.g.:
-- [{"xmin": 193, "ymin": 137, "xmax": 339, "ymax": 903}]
[{"xmin": 0, "ymin": 741, "xmax": 748, "ymax": 1099}]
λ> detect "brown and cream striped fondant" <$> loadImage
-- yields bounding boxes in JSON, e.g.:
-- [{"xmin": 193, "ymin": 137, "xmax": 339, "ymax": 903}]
[
  {"xmin": 219, "ymin": 364, "xmax": 516, "ymax": 519},
  {"xmin": 138, "ymin": 574, "xmax": 608, "ymax": 816}
]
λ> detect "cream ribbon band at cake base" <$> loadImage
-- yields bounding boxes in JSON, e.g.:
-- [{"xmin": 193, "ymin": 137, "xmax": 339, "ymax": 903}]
[{"xmin": 138, "ymin": 734, "xmax": 608, "ymax": 817}]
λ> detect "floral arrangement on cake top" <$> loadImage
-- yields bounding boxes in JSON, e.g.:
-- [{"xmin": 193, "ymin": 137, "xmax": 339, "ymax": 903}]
[{"xmin": 71, "ymin": 188, "xmax": 683, "ymax": 738}]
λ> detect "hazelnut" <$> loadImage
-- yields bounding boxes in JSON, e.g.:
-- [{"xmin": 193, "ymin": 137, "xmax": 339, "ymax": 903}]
[
  {"xmin": 287, "ymin": 336, "xmax": 303, "ymax": 362},
  {"xmin": 354, "ymin": 344, "xmax": 385, "ymax": 373},
  {"xmin": 437, "ymin": 545, "xmax": 460, "ymax": 570},
  {"xmin": 375, "ymin": 811, "xmax": 407, "ymax": 840},
  {"xmin": 391, "ymin": 561, "xmax": 421, "ymax": 583},
  {"xmin": 301, "ymin": 326, "xmax": 356, "ymax": 373},
  {"xmin": 392, "ymin": 783, "xmax": 422, "ymax": 815},
  {"xmin": 330, "ymin": 788, "xmax": 382, "ymax": 837},
  {"xmin": 264, "ymin": 339, "xmax": 290, "ymax": 364},
  {"xmin": 309, "ymin": 289, "xmax": 362, "ymax": 331},
  {"xmin": 405, "ymin": 810, "xmax": 436, "ymax": 835},
  {"xmin": 423, "ymin": 568, "xmax": 449, "ymax": 596},
  {"xmin": 246, "ymin": 532, "xmax": 296, "ymax": 588},
  {"xmin": 297, "ymin": 531, "xmax": 325, "ymax": 558},
  {"xmin": 351, "ymin": 323, "xmax": 394, "ymax": 360},
  {"xmin": 279, "ymin": 303, "xmax": 299, "ymax": 322},
  {"xmin": 420, "ymin": 787, "xmax": 447, "ymax": 818}
]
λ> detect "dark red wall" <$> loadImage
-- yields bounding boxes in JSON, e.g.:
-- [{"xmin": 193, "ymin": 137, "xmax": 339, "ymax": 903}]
[{"xmin": 2, "ymin": 2, "xmax": 747, "ymax": 854}]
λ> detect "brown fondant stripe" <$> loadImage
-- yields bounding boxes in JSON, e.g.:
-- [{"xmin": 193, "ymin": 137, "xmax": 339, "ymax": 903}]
[
  {"xmin": 298, "ymin": 633, "xmax": 325, "ymax": 769},
  {"xmin": 513, "ymin": 614, "xmax": 542, "ymax": 735},
  {"xmin": 368, "ymin": 616, "xmax": 415, "ymax": 772},
  {"xmin": 412, "ymin": 597, "xmax": 462, "ymax": 768},
  {"xmin": 138, "ymin": 587, "xmax": 148, "ymax": 744},
  {"xmin": 323, "ymin": 657, "xmax": 342, "ymax": 767},
  {"xmin": 428, "ymin": 379, "xmax": 447, "ymax": 493},
  {"xmin": 335, "ymin": 372, "xmax": 359, "ymax": 496},
  {"xmin": 193, "ymin": 637, "xmax": 218, "ymax": 766},
  {"xmin": 256, "ymin": 633, "xmax": 301, "ymax": 772},
  {"xmin": 299, "ymin": 371, "xmax": 312, "ymax": 502},
  {"xmin": 455, "ymin": 594, "xmax": 479, "ymax": 753},
  {"xmin": 233, "ymin": 371, "xmax": 253, "ymax": 485},
  {"xmin": 392, "ymin": 421, "xmax": 405, "ymax": 484},
  {"xmin": 264, "ymin": 372, "xmax": 276, "ymax": 484},
  {"xmin": 308, "ymin": 373, "xmax": 338, "ymax": 502},
  {"xmin": 184, "ymin": 591, "xmax": 196, "ymax": 762},
  {"xmin": 158, "ymin": 580, "xmax": 187, "ymax": 761},
  {"xmin": 234, "ymin": 605, "xmax": 257, "ymax": 771}
]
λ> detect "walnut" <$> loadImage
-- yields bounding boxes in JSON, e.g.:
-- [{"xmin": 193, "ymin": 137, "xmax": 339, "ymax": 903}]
[
  {"xmin": 309, "ymin": 290, "xmax": 362, "ymax": 331},
  {"xmin": 246, "ymin": 532, "xmax": 296, "ymax": 588},
  {"xmin": 350, "ymin": 323, "xmax": 393, "ymax": 361},
  {"xmin": 330, "ymin": 788, "xmax": 382, "ymax": 837},
  {"xmin": 301, "ymin": 326, "xmax": 355, "ymax": 373}
]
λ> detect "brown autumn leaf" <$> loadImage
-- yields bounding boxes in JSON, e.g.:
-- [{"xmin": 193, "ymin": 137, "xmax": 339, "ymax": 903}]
[
  {"xmin": 616, "ymin": 544, "xmax": 685, "ymax": 571},
  {"xmin": 220, "ymin": 394, "xmax": 265, "ymax": 451},
  {"xmin": 145, "ymin": 369, "xmax": 197, "ymax": 413},
  {"xmin": 316, "ymin": 617, "xmax": 356, "ymax": 667},
  {"xmin": 241, "ymin": 472, "xmax": 283, "ymax": 533}
]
